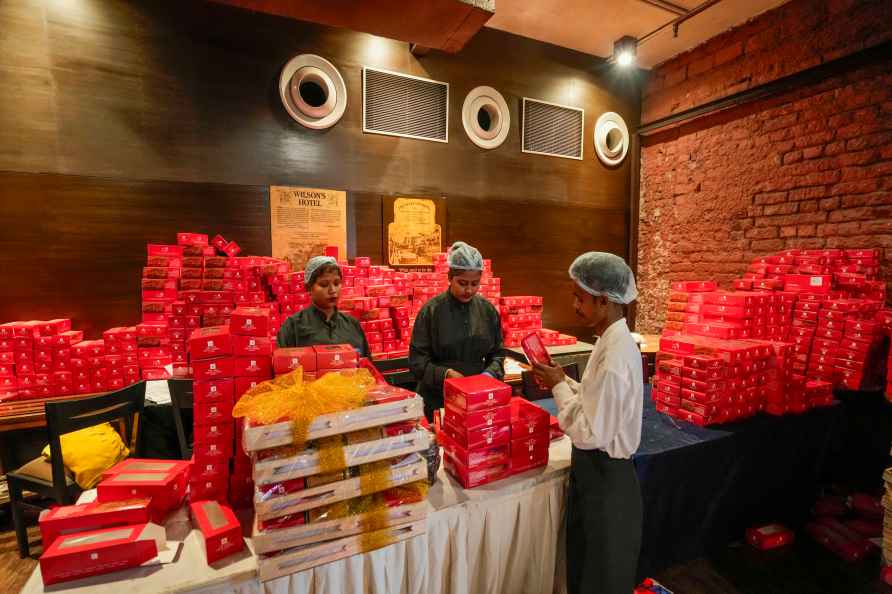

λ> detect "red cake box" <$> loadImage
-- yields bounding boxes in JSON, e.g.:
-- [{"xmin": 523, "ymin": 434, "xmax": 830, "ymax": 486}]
[
  {"xmin": 188, "ymin": 476, "xmax": 229, "ymax": 503},
  {"xmin": 39, "ymin": 523, "xmax": 166, "ymax": 586},
  {"xmin": 313, "ymin": 344, "xmax": 358, "ymax": 370},
  {"xmin": 188, "ymin": 326, "xmax": 232, "ymax": 360},
  {"xmin": 193, "ymin": 357, "xmax": 234, "ymax": 381},
  {"xmin": 178, "ymin": 232, "xmax": 209, "ymax": 246},
  {"xmin": 510, "ymin": 397, "xmax": 550, "ymax": 438},
  {"xmin": 194, "ymin": 397, "xmax": 235, "ymax": 426},
  {"xmin": 444, "ymin": 454, "xmax": 509, "ymax": 488},
  {"xmin": 273, "ymin": 347, "xmax": 316, "ymax": 374},
  {"xmin": 521, "ymin": 332, "xmax": 553, "ymax": 367},
  {"xmin": 97, "ymin": 471, "xmax": 187, "ymax": 518},
  {"xmin": 230, "ymin": 307, "xmax": 269, "ymax": 337},
  {"xmin": 509, "ymin": 432, "xmax": 549, "ymax": 474},
  {"xmin": 102, "ymin": 458, "xmax": 191, "ymax": 479},
  {"xmin": 194, "ymin": 421, "xmax": 234, "ymax": 448},
  {"xmin": 234, "ymin": 377, "xmax": 263, "ymax": 398},
  {"xmin": 442, "ymin": 434, "xmax": 510, "ymax": 469},
  {"xmin": 444, "ymin": 402, "xmax": 511, "ymax": 430},
  {"xmin": 190, "ymin": 500, "xmax": 244, "ymax": 564},
  {"xmin": 232, "ymin": 356, "xmax": 272, "ymax": 379},
  {"xmin": 190, "ymin": 458, "xmax": 229, "ymax": 483},
  {"xmin": 444, "ymin": 421, "xmax": 511, "ymax": 450},
  {"xmin": 444, "ymin": 375, "xmax": 512, "ymax": 413},
  {"xmin": 193, "ymin": 378, "xmax": 234, "ymax": 403},
  {"xmin": 232, "ymin": 335, "xmax": 272, "ymax": 358},
  {"xmin": 193, "ymin": 437, "xmax": 234, "ymax": 465},
  {"xmin": 39, "ymin": 499, "xmax": 152, "ymax": 548},
  {"xmin": 211, "ymin": 234, "xmax": 228, "ymax": 252}
]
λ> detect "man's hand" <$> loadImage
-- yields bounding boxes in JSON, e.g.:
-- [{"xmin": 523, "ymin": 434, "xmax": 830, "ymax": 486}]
[{"xmin": 531, "ymin": 361, "xmax": 566, "ymax": 389}]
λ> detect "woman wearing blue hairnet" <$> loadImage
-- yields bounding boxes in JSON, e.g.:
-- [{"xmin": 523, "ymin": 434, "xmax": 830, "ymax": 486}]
[
  {"xmin": 532, "ymin": 252, "xmax": 643, "ymax": 594},
  {"xmin": 276, "ymin": 256, "xmax": 371, "ymax": 358},
  {"xmin": 409, "ymin": 241, "xmax": 505, "ymax": 420}
]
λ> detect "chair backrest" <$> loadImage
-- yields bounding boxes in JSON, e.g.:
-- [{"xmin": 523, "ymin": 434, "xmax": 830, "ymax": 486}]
[
  {"xmin": 167, "ymin": 379, "xmax": 194, "ymax": 460},
  {"xmin": 44, "ymin": 381, "xmax": 147, "ymax": 489},
  {"xmin": 520, "ymin": 362, "xmax": 580, "ymax": 401},
  {"xmin": 372, "ymin": 357, "xmax": 416, "ymax": 388}
]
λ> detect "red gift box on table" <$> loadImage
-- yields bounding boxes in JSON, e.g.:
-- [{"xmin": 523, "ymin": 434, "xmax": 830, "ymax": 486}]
[
  {"xmin": 232, "ymin": 356, "xmax": 273, "ymax": 378},
  {"xmin": 194, "ymin": 378, "xmax": 234, "ymax": 403},
  {"xmin": 313, "ymin": 344, "xmax": 358, "ymax": 370},
  {"xmin": 444, "ymin": 375, "xmax": 512, "ymax": 413},
  {"xmin": 444, "ymin": 402, "xmax": 511, "ymax": 430},
  {"xmin": 39, "ymin": 523, "xmax": 166, "ymax": 586},
  {"xmin": 188, "ymin": 326, "xmax": 232, "ymax": 360},
  {"xmin": 194, "ymin": 421, "xmax": 234, "ymax": 446},
  {"xmin": 97, "ymin": 470, "xmax": 188, "ymax": 518},
  {"xmin": 230, "ymin": 307, "xmax": 269, "ymax": 337},
  {"xmin": 193, "ymin": 437, "xmax": 234, "ymax": 465},
  {"xmin": 233, "ymin": 334, "xmax": 272, "ymax": 356},
  {"xmin": 510, "ymin": 397, "xmax": 550, "ymax": 438},
  {"xmin": 102, "ymin": 458, "xmax": 191, "ymax": 479},
  {"xmin": 194, "ymin": 397, "xmax": 234, "ymax": 426},
  {"xmin": 193, "ymin": 357, "xmax": 234, "ymax": 381},
  {"xmin": 510, "ymin": 433, "xmax": 549, "ymax": 474},
  {"xmin": 39, "ymin": 498, "xmax": 152, "ymax": 548},
  {"xmin": 190, "ymin": 500, "xmax": 244, "ymax": 564},
  {"xmin": 273, "ymin": 347, "xmax": 316, "ymax": 374},
  {"xmin": 444, "ymin": 454, "xmax": 510, "ymax": 488},
  {"xmin": 444, "ymin": 421, "xmax": 510, "ymax": 450},
  {"xmin": 188, "ymin": 476, "xmax": 228, "ymax": 504}
]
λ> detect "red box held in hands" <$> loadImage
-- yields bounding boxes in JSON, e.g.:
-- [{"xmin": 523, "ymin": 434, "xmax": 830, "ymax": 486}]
[{"xmin": 444, "ymin": 374, "xmax": 512, "ymax": 413}]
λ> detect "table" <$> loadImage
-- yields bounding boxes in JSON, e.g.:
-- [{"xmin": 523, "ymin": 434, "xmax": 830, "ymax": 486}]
[
  {"xmin": 22, "ymin": 439, "xmax": 574, "ymax": 594},
  {"xmin": 506, "ymin": 341, "xmax": 595, "ymax": 361},
  {"xmin": 20, "ymin": 388, "xmax": 850, "ymax": 593}
]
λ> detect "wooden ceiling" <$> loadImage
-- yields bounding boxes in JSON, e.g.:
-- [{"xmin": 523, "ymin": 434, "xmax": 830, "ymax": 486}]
[{"xmin": 209, "ymin": 0, "xmax": 494, "ymax": 53}]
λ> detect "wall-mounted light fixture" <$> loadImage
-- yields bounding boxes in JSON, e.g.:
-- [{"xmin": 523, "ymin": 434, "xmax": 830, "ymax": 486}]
[{"xmin": 613, "ymin": 36, "xmax": 638, "ymax": 67}]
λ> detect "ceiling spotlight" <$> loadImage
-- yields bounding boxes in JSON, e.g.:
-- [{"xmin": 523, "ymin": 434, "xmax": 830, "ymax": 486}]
[{"xmin": 613, "ymin": 36, "xmax": 638, "ymax": 67}]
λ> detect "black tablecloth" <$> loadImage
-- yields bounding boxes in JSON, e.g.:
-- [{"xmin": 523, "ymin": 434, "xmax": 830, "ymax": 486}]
[{"xmin": 534, "ymin": 386, "xmax": 847, "ymax": 578}]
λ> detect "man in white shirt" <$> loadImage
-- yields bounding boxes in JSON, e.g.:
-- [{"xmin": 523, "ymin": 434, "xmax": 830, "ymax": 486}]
[{"xmin": 533, "ymin": 252, "xmax": 643, "ymax": 594}]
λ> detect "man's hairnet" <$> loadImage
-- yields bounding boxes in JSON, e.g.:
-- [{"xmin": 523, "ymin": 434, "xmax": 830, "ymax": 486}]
[{"xmin": 569, "ymin": 252, "xmax": 638, "ymax": 304}]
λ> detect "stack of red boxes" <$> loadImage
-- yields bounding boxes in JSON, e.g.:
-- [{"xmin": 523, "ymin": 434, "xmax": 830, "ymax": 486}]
[
  {"xmin": 499, "ymin": 296, "xmax": 574, "ymax": 348},
  {"xmin": 441, "ymin": 374, "xmax": 514, "ymax": 487},
  {"xmin": 653, "ymin": 334, "xmax": 827, "ymax": 426},
  {"xmin": 189, "ymin": 325, "xmax": 235, "ymax": 504},
  {"xmin": 662, "ymin": 281, "xmax": 717, "ymax": 335},
  {"xmin": 508, "ymin": 397, "xmax": 550, "ymax": 473},
  {"xmin": 229, "ymin": 306, "xmax": 273, "ymax": 507}
]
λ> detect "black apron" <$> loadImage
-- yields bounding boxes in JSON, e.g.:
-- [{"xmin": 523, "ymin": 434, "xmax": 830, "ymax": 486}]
[{"xmin": 566, "ymin": 446, "xmax": 642, "ymax": 594}]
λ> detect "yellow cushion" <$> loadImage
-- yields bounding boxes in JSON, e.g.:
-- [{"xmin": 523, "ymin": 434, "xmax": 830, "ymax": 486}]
[{"xmin": 42, "ymin": 423, "xmax": 130, "ymax": 489}]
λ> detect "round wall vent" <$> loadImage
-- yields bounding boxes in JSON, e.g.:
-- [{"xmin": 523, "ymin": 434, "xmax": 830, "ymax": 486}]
[
  {"xmin": 279, "ymin": 55, "xmax": 347, "ymax": 130},
  {"xmin": 594, "ymin": 112, "xmax": 629, "ymax": 166},
  {"xmin": 462, "ymin": 86, "xmax": 510, "ymax": 149}
]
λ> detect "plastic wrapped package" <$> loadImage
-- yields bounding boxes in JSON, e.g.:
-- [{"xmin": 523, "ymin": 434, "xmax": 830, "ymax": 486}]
[
  {"xmin": 252, "ymin": 428, "xmax": 431, "ymax": 486},
  {"xmin": 254, "ymin": 454, "xmax": 425, "ymax": 519},
  {"xmin": 253, "ymin": 481, "xmax": 428, "ymax": 554},
  {"xmin": 257, "ymin": 520, "xmax": 427, "ymax": 581},
  {"xmin": 242, "ymin": 392, "xmax": 423, "ymax": 452}
]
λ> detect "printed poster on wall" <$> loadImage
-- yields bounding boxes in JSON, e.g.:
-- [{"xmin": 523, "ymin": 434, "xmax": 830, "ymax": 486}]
[
  {"xmin": 385, "ymin": 196, "xmax": 445, "ymax": 267},
  {"xmin": 270, "ymin": 186, "xmax": 347, "ymax": 271}
]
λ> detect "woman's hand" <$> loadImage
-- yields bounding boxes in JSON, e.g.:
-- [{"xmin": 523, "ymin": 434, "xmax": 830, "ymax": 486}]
[
  {"xmin": 445, "ymin": 369, "xmax": 464, "ymax": 381},
  {"xmin": 531, "ymin": 361, "xmax": 566, "ymax": 390}
]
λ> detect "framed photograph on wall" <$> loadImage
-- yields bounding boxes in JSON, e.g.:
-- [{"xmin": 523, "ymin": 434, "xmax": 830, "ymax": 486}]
[{"xmin": 382, "ymin": 195, "xmax": 447, "ymax": 269}]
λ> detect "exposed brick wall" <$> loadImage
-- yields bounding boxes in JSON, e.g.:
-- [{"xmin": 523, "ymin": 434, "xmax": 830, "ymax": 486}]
[
  {"xmin": 636, "ymin": 0, "xmax": 892, "ymax": 334},
  {"xmin": 642, "ymin": 0, "xmax": 892, "ymax": 123}
]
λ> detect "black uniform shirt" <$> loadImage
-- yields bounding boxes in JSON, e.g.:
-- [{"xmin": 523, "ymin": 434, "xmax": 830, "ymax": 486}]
[
  {"xmin": 276, "ymin": 305, "xmax": 371, "ymax": 358},
  {"xmin": 409, "ymin": 291, "xmax": 504, "ymax": 412}
]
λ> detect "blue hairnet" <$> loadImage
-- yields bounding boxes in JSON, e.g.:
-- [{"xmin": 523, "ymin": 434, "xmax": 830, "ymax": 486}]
[
  {"xmin": 305, "ymin": 256, "xmax": 338, "ymax": 285},
  {"xmin": 447, "ymin": 241, "xmax": 484, "ymax": 272},
  {"xmin": 569, "ymin": 252, "xmax": 638, "ymax": 304}
]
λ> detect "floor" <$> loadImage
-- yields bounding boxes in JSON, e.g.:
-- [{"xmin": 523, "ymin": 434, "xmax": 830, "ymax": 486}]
[{"xmin": 1, "ymin": 508, "xmax": 890, "ymax": 593}]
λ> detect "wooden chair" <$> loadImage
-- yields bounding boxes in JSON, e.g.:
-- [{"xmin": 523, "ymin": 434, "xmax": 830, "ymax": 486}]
[
  {"xmin": 520, "ymin": 362, "xmax": 580, "ymax": 401},
  {"xmin": 372, "ymin": 357, "xmax": 416, "ymax": 389},
  {"xmin": 6, "ymin": 382, "xmax": 146, "ymax": 558},
  {"xmin": 167, "ymin": 378, "xmax": 194, "ymax": 460}
]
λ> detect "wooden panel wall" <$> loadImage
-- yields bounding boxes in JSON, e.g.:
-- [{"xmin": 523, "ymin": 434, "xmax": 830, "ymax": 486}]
[{"xmin": 0, "ymin": 0, "xmax": 639, "ymax": 337}]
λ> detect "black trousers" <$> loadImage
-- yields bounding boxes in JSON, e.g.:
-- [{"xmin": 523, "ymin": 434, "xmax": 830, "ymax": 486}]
[{"xmin": 567, "ymin": 446, "xmax": 643, "ymax": 594}]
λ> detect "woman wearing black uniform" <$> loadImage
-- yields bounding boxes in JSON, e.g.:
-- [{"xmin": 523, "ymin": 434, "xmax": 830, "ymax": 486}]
[
  {"xmin": 409, "ymin": 241, "xmax": 505, "ymax": 421},
  {"xmin": 276, "ymin": 255, "xmax": 371, "ymax": 358},
  {"xmin": 532, "ymin": 252, "xmax": 643, "ymax": 594}
]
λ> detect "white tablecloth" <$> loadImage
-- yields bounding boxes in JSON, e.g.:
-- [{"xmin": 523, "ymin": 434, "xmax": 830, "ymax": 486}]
[{"xmin": 22, "ymin": 438, "xmax": 572, "ymax": 594}]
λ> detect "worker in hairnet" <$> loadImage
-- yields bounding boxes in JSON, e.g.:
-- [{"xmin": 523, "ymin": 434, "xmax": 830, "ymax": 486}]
[
  {"xmin": 409, "ymin": 241, "xmax": 505, "ymax": 420},
  {"xmin": 531, "ymin": 252, "xmax": 643, "ymax": 594},
  {"xmin": 277, "ymin": 255, "xmax": 371, "ymax": 358}
]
